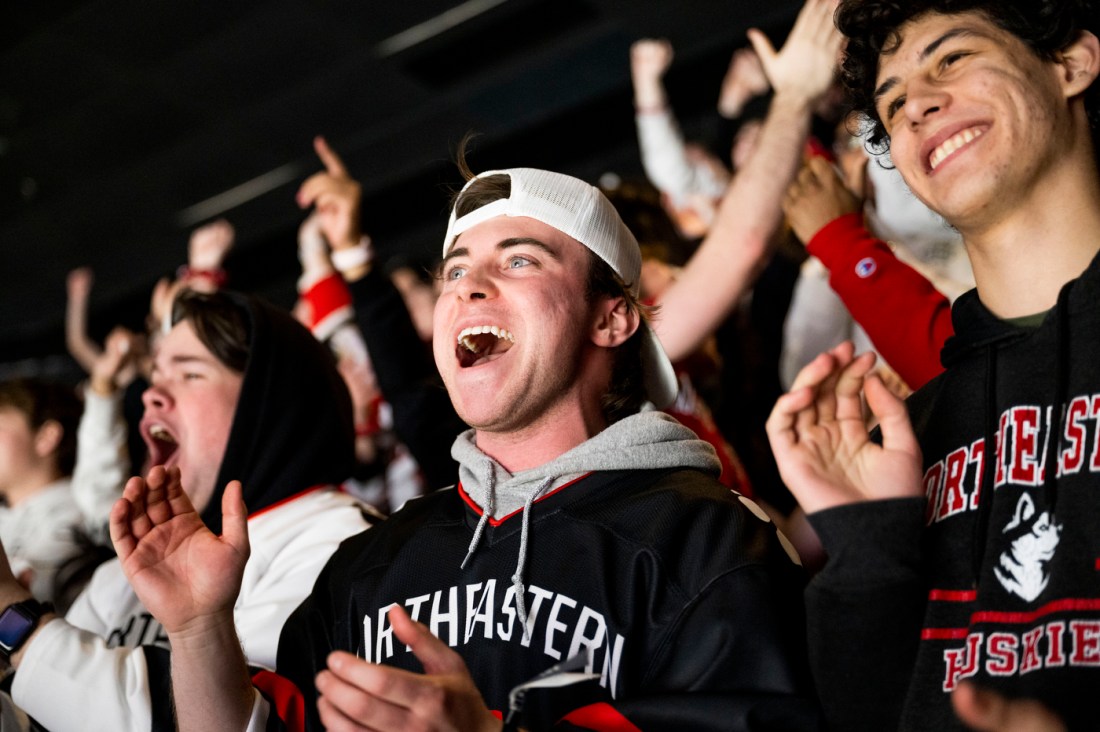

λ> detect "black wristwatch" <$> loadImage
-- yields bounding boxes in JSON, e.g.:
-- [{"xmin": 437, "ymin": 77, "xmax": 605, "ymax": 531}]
[{"xmin": 0, "ymin": 599, "xmax": 53, "ymax": 662}]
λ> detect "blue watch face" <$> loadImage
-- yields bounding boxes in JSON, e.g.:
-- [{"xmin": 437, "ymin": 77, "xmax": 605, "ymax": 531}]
[{"xmin": 0, "ymin": 605, "xmax": 37, "ymax": 653}]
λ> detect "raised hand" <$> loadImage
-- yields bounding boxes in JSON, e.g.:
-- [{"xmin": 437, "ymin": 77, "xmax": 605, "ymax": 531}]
[
  {"xmin": 766, "ymin": 341, "xmax": 923, "ymax": 514},
  {"xmin": 297, "ymin": 211, "xmax": 335, "ymax": 287},
  {"xmin": 110, "ymin": 466, "xmax": 249, "ymax": 635},
  {"xmin": 783, "ymin": 154, "xmax": 863, "ymax": 245},
  {"xmin": 188, "ymin": 219, "xmax": 235, "ymax": 274},
  {"xmin": 148, "ymin": 276, "xmax": 184, "ymax": 337},
  {"xmin": 747, "ymin": 0, "xmax": 842, "ymax": 106},
  {"xmin": 315, "ymin": 605, "xmax": 501, "ymax": 732},
  {"xmin": 718, "ymin": 47, "xmax": 771, "ymax": 118},
  {"xmin": 65, "ymin": 267, "xmax": 102, "ymax": 374},
  {"xmin": 630, "ymin": 39, "xmax": 673, "ymax": 110},
  {"xmin": 297, "ymin": 136, "xmax": 363, "ymax": 252},
  {"xmin": 89, "ymin": 326, "xmax": 138, "ymax": 396}
]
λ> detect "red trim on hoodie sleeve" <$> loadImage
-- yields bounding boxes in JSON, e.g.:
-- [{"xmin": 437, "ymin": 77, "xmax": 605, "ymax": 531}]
[
  {"xmin": 301, "ymin": 272, "xmax": 355, "ymax": 340},
  {"xmin": 252, "ymin": 670, "xmax": 306, "ymax": 732},
  {"xmin": 558, "ymin": 702, "xmax": 643, "ymax": 731},
  {"xmin": 806, "ymin": 212, "xmax": 954, "ymax": 390}
]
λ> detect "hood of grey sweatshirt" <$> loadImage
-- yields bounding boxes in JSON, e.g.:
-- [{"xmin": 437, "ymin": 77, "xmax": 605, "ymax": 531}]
[{"xmin": 452, "ymin": 409, "xmax": 721, "ymax": 520}]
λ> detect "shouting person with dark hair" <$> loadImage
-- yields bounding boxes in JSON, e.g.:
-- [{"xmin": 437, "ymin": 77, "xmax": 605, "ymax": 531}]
[
  {"xmin": 0, "ymin": 290, "xmax": 375, "ymax": 731},
  {"xmin": 768, "ymin": 0, "xmax": 1100, "ymax": 729}
]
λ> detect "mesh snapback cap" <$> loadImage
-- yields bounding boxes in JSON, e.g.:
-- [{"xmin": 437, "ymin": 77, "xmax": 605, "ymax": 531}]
[{"xmin": 442, "ymin": 168, "xmax": 679, "ymax": 409}]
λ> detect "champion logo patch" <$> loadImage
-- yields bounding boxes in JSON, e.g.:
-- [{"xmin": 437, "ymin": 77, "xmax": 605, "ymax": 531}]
[{"xmin": 855, "ymin": 257, "xmax": 877, "ymax": 278}]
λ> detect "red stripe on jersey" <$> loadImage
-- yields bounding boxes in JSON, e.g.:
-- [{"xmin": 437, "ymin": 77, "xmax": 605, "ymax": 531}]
[
  {"xmin": 922, "ymin": 627, "xmax": 970, "ymax": 640},
  {"xmin": 928, "ymin": 589, "xmax": 977, "ymax": 602},
  {"xmin": 248, "ymin": 485, "xmax": 328, "ymax": 520},
  {"xmin": 252, "ymin": 670, "xmax": 306, "ymax": 732},
  {"xmin": 559, "ymin": 702, "xmax": 643, "ymax": 732},
  {"xmin": 457, "ymin": 473, "xmax": 593, "ymax": 527},
  {"xmin": 971, "ymin": 598, "xmax": 1100, "ymax": 625}
]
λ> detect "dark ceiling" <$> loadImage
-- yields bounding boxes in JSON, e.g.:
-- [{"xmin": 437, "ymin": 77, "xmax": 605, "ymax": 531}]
[{"xmin": 0, "ymin": 0, "xmax": 803, "ymax": 376}]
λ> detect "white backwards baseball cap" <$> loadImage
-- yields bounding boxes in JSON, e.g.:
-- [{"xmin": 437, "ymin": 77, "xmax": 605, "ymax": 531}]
[{"xmin": 442, "ymin": 168, "xmax": 679, "ymax": 409}]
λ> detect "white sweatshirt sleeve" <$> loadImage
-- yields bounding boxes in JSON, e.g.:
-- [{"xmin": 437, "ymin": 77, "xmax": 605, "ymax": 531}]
[
  {"xmin": 72, "ymin": 386, "xmax": 130, "ymax": 543},
  {"xmin": 635, "ymin": 108, "xmax": 697, "ymax": 202},
  {"xmin": 12, "ymin": 619, "xmax": 156, "ymax": 732}
]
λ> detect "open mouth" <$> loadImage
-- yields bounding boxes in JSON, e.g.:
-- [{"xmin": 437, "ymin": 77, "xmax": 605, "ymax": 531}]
[
  {"xmin": 456, "ymin": 325, "xmax": 515, "ymax": 368},
  {"xmin": 143, "ymin": 422, "xmax": 180, "ymax": 467}
]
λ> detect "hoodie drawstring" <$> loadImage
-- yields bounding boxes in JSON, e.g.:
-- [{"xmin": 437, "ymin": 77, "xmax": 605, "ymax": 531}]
[
  {"xmin": 512, "ymin": 477, "xmax": 554, "ymax": 642},
  {"xmin": 1043, "ymin": 285, "xmax": 1072, "ymax": 513},
  {"xmin": 461, "ymin": 465, "xmax": 496, "ymax": 570},
  {"xmin": 459, "ymin": 466, "xmax": 554, "ymax": 644},
  {"xmin": 971, "ymin": 346, "xmax": 999, "ymax": 584}
]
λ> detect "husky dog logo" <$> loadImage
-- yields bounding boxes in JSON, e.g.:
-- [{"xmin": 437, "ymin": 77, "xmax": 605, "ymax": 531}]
[{"xmin": 994, "ymin": 494, "xmax": 1062, "ymax": 601}]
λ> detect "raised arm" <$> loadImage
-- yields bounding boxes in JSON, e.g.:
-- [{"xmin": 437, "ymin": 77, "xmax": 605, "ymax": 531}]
[
  {"xmin": 71, "ymin": 327, "xmax": 138, "ymax": 541},
  {"xmin": 65, "ymin": 267, "xmax": 102, "ymax": 374},
  {"xmin": 717, "ymin": 47, "xmax": 771, "ymax": 119},
  {"xmin": 766, "ymin": 342, "xmax": 927, "ymax": 730},
  {"xmin": 298, "ymin": 138, "xmax": 465, "ymax": 490},
  {"xmin": 653, "ymin": 0, "xmax": 843, "ymax": 362},
  {"xmin": 630, "ymin": 39, "xmax": 705, "ymax": 202},
  {"xmin": 110, "ymin": 466, "xmax": 254, "ymax": 732},
  {"xmin": 181, "ymin": 219, "xmax": 235, "ymax": 292},
  {"xmin": 784, "ymin": 155, "xmax": 954, "ymax": 389}
]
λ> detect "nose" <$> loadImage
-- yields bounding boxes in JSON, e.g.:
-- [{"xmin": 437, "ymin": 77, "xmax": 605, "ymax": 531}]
[
  {"xmin": 142, "ymin": 383, "xmax": 173, "ymax": 412},
  {"xmin": 903, "ymin": 78, "xmax": 950, "ymax": 127},
  {"xmin": 454, "ymin": 264, "xmax": 497, "ymax": 301}
]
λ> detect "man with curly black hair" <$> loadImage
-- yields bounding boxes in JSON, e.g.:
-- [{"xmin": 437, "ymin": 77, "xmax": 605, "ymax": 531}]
[{"xmin": 766, "ymin": 0, "xmax": 1100, "ymax": 730}]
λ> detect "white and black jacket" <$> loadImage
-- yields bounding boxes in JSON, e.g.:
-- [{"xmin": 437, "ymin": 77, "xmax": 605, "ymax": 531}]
[{"xmin": 13, "ymin": 487, "xmax": 371, "ymax": 732}]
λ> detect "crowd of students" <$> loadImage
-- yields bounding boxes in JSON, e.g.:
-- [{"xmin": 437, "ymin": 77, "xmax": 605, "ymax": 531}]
[{"xmin": 1, "ymin": 0, "xmax": 1099, "ymax": 728}]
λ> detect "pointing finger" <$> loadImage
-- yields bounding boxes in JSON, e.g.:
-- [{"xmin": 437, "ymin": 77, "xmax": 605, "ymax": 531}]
[{"xmin": 314, "ymin": 136, "xmax": 349, "ymax": 178}]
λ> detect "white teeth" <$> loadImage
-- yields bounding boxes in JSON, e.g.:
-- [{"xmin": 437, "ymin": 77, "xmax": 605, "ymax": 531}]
[
  {"xmin": 457, "ymin": 325, "xmax": 515, "ymax": 353},
  {"xmin": 930, "ymin": 127, "xmax": 984, "ymax": 170},
  {"xmin": 149, "ymin": 425, "xmax": 176, "ymax": 444}
]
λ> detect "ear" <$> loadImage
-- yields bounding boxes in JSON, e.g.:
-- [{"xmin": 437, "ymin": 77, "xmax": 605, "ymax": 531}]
[
  {"xmin": 33, "ymin": 420, "xmax": 64, "ymax": 459},
  {"xmin": 1057, "ymin": 30, "xmax": 1100, "ymax": 98},
  {"xmin": 590, "ymin": 296, "xmax": 640, "ymax": 349}
]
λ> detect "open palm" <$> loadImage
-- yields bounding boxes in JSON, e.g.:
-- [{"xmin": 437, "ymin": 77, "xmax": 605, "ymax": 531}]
[
  {"xmin": 767, "ymin": 342, "xmax": 924, "ymax": 514},
  {"xmin": 110, "ymin": 466, "xmax": 250, "ymax": 635}
]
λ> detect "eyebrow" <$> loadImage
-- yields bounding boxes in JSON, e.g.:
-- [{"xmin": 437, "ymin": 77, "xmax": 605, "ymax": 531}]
[
  {"xmin": 152, "ymin": 354, "xmax": 214, "ymax": 372},
  {"xmin": 441, "ymin": 237, "xmax": 560, "ymax": 266},
  {"xmin": 873, "ymin": 27, "xmax": 982, "ymax": 108},
  {"xmin": 499, "ymin": 237, "xmax": 560, "ymax": 259}
]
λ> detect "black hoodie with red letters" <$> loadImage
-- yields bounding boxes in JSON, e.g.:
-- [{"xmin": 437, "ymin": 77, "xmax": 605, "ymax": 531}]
[{"xmin": 805, "ymin": 250, "xmax": 1100, "ymax": 731}]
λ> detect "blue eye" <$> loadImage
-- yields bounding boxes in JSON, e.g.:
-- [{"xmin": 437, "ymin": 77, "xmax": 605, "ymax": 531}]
[
  {"xmin": 508, "ymin": 256, "xmax": 532, "ymax": 269},
  {"xmin": 446, "ymin": 265, "xmax": 467, "ymax": 280}
]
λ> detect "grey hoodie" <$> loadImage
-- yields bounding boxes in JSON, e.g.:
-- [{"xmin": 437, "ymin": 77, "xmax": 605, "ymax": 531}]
[{"xmin": 452, "ymin": 410, "xmax": 722, "ymax": 636}]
